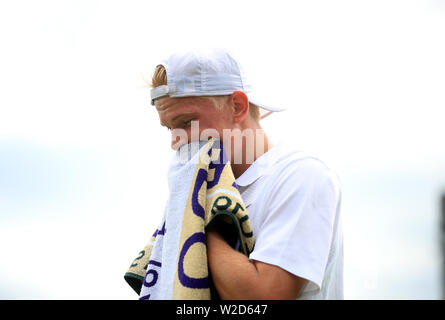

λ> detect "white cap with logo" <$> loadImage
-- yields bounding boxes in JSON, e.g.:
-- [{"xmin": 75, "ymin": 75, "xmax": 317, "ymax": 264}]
[{"xmin": 150, "ymin": 47, "xmax": 287, "ymax": 119}]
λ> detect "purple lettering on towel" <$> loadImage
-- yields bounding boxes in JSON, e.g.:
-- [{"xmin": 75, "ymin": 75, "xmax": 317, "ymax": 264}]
[
  {"xmin": 177, "ymin": 232, "xmax": 209, "ymax": 289},
  {"xmin": 192, "ymin": 169, "xmax": 207, "ymax": 219},
  {"xmin": 152, "ymin": 221, "xmax": 167, "ymax": 238},
  {"xmin": 207, "ymin": 147, "xmax": 225, "ymax": 189},
  {"xmin": 143, "ymin": 269, "xmax": 158, "ymax": 288}
]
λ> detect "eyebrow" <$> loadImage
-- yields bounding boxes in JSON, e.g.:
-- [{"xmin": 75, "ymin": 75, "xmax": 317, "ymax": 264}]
[{"xmin": 160, "ymin": 113, "xmax": 198, "ymax": 128}]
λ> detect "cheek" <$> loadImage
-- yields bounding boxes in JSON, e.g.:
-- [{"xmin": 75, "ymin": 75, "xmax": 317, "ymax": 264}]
[
  {"xmin": 187, "ymin": 110, "xmax": 232, "ymax": 142},
  {"xmin": 204, "ymin": 110, "xmax": 232, "ymax": 129},
  {"xmin": 196, "ymin": 118, "xmax": 225, "ymax": 141}
]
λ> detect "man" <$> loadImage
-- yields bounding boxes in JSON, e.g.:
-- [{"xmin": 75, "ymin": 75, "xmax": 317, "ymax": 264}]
[{"xmin": 149, "ymin": 48, "xmax": 343, "ymax": 299}]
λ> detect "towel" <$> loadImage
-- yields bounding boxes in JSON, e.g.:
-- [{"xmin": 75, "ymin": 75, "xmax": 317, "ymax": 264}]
[{"xmin": 124, "ymin": 138, "xmax": 255, "ymax": 300}]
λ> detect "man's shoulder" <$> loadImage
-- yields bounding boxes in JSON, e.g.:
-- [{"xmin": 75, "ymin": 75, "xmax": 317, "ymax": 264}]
[
  {"xmin": 271, "ymin": 143, "xmax": 337, "ymax": 178},
  {"xmin": 266, "ymin": 143, "xmax": 341, "ymax": 194}
]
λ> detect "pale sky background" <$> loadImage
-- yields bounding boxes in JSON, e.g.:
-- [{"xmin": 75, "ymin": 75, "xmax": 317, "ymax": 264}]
[{"xmin": 0, "ymin": 0, "xmax": 444, "ymax": 299}]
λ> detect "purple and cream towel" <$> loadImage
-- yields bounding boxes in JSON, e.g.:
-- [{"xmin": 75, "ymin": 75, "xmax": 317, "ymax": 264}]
[{"xmin": 124, "ymin": 138, "xmax": 255, "ymax": 300}]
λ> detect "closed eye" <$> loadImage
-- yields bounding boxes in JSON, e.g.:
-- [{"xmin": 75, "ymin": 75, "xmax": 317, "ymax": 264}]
[{"xmin": 183, "ymin": 119, "xmax": 194, "ymax": 127}]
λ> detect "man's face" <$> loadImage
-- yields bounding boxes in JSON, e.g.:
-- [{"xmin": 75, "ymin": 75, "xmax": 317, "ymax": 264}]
[{"xmin": 155, "ymin": 96, "xmax": 233, "ymax": 150}]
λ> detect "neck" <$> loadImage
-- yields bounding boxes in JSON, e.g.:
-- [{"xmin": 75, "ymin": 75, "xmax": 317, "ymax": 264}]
[{"xmin": 229, "ymin": 128, "xmax": 272, "ymax": 179}]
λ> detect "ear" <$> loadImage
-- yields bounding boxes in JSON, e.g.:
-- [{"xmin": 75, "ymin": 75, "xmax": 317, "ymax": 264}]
[{"xmin": 230, "ymin": 90, "xmax": 250, "ymax": 123}]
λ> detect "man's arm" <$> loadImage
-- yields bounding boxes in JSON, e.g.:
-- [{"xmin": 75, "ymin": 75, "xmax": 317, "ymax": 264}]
[{"xmin": 206, "ymin": 231, "xmax": 308, "ymax": 300}]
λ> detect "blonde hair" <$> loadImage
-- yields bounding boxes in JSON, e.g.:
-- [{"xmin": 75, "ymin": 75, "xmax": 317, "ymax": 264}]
[{"xmin": 148, "ymin": 64, "xmax": 260, "ymax": 121}]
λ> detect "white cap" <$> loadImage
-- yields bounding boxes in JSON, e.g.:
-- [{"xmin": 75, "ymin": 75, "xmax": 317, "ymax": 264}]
[{"xmin": 150, "ymin": 47, "xmax": 287, "ymax": 119}]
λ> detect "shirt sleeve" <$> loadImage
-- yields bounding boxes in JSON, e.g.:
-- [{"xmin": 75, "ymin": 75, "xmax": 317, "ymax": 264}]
[{"xmin": 248, "ymin": 157, "xmax": 341, "ymax": 295}]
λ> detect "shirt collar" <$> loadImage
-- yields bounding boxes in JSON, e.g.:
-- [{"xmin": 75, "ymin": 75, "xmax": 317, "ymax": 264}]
[{"xmin": 235, "ymin": 140, "xmax": 285, "ymax": 187}]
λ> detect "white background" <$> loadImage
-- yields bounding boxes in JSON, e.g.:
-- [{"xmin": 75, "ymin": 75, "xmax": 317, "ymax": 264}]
[{"xmin": 0, "ymin": 0, "xmax": 444, "ymax": 299}]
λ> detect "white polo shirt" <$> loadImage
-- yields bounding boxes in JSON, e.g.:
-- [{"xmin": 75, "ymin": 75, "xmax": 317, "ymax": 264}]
[{"xmin": 235, "ymin": 140, "xmax": 344, "ymax": 299}]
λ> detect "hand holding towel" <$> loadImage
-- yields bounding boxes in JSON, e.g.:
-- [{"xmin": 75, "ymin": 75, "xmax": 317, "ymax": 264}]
[{"xmin": 124, "ymin": 138, "xmax": 255, "ymax": 300}]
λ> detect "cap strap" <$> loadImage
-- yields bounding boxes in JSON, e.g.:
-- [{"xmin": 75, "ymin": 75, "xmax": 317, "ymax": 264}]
[{"xmin": 150, "ymin": 85, "xmax": 170, "ymax": 105}]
